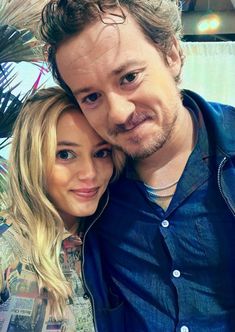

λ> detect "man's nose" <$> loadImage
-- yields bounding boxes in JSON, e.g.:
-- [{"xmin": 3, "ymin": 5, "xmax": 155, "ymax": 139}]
[{"xmin": 107, "ymin": 92, "xmax": 135, "ymax": 125}]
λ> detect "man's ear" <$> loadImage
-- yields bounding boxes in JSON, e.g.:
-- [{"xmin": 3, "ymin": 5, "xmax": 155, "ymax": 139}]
[{"xmin": 166, "ymin": 37, "xmax": 182, "ymax": 78}]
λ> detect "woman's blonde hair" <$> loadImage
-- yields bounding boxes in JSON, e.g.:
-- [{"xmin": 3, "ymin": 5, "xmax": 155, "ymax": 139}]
[{"xmin": 3, "ymin": 86, "xmax": 125, "ymax": 318}]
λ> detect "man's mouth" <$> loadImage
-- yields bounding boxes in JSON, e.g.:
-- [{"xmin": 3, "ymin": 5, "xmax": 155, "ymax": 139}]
[
  {"xmin": 109, "ymin": 114, "xmax": 152, "ymax": 136},
  {"xmin": 124, "ymin": 118, "xmax": 148, "ymax": 131}
]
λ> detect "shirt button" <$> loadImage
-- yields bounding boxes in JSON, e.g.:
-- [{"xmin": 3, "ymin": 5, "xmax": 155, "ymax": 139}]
[
  {"xmin": 161, "ymin": 219, "xmax": 169, "ymax": 228},
  {"xmin": 180, "ymin": 325, "xmax": 189, "ymax": 332},
  {"xmin": 172, "ymin": 269, "xmax": 181, "ymax": 278}
]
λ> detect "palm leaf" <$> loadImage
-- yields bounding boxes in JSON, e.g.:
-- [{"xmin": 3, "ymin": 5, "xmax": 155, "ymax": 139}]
[
  {"xmin": 0, "ymin": 88, "xmax": 23, "ymax": 139},
  {"xmin": 0, "ymin": 0, "xmax": 47, "ymax": 205},
  {"xmin": 0, "ymin": 62, "xmax": 17, "ymax": 89},
  {"xmin": 0, "ymin": 63, "xmax": 26, "ymax": 140},
  {"xmin": 0, "ymin": 0, "xmax": 46, "ymax": 63},
  {"xmin": 0, "ymin": 25, "xmax": 43, "ymax": 63},
  {"xmin": 0, "ymin": 0, "xmax": 47, "ymax": 34}
]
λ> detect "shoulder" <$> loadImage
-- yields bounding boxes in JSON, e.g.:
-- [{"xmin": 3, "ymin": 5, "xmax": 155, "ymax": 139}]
[
  {"xmin": 0, "ymin": 216, "xmax": 11, "ymax": 235},
  {"xmin": 182, "ymin": 89, "xmax": 235, "ymax": 116},
  {"xmin": 183, "ymin": 89, "xmax": 235, "ymax": 156},
  {"xmin": 0, "ymin": 216, "xmax": 13, "ymax": 252},
  {"xmin": 0, "ymin": 218, "xmax": 13, "ymax": 295},
  {"xmin": 205, "ymin": 101, "xmax": 235, "ymax": 156},
  {"xmin": 0, "ymin": 217, "xmax": 21, "ymax": 278}
]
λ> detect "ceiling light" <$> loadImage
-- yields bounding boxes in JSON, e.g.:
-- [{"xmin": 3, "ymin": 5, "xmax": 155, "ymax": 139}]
[{"xmin": 197, "ymin": 14, "xmax": 221, "ymax": 34}]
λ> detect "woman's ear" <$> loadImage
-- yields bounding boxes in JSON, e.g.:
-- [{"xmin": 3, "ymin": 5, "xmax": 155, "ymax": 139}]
[{"xmin": 166, "ymin": 37, "xmax": 183, "ymax": 79}]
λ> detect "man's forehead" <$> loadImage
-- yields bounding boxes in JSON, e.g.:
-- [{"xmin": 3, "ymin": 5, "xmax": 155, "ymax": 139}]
[
  {"xmin": 56, "ymin": 10, "xmax": 144, "ymax": 70},
  {"xmin": 57, "ymin": 24, "xmax": 121, "ymax": 71}
]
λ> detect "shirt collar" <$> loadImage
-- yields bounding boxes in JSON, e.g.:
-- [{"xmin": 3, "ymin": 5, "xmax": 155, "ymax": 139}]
[{"xmin": 125, "ymin": 90, "xmax": 215, "ymax": 181}]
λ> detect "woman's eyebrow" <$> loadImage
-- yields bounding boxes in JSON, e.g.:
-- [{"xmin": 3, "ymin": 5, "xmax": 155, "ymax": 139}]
[
  {"xmin": 57, "ymin": 141, "xmax": 81, "ymax": 147},
  {"xmin": 96, "ymin": 140, "xmax": 110, "ymax": 147}
]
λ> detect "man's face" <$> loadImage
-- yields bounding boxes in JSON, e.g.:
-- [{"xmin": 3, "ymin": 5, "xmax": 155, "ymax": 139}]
[{"xmin": 56, "ymin": 9, "xmax": 183, "ymax": 158}]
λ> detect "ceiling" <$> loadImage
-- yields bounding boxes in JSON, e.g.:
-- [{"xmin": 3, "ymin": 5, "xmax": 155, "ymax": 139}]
[
  {"xmin": 181, "ymin": 0, "xmax": 235, "ymax": 12},
  {"xmin": 181, "ymin": 0, "xmax": 235, "ymax": 41}
]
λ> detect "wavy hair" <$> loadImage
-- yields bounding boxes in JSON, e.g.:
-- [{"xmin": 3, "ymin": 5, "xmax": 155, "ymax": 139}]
[
  {"xmin": 40, "ymin": 0, "xmax": 184, "ymax": 95},
  {"xmin": 3, "ymin": 86, "xmax": 125, "ymax": 318}
]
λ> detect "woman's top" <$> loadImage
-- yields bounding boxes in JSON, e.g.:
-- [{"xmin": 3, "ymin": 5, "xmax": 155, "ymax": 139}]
[{"xmin": 0, "ymin": 218, "xmax": 95, "ymax": 332}]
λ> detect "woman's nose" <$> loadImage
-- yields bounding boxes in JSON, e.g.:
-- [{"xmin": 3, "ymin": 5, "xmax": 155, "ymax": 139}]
[{"xmin": 77, "ymin": 158, "xmax": 97, "ymax": 181}]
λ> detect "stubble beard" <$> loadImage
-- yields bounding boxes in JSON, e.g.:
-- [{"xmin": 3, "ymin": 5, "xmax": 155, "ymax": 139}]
[{"xmin": 112, "ymin": 112, "xmax": 178, "ymax": 160}]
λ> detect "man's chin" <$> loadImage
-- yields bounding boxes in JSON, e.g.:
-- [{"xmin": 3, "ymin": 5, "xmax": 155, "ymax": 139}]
[
  {"xmin": 119, "ymin": 146, "xmax": 156, "ymax": 160},
  {"xmin": 118, "ymin": 139, "xmax": 167, "ymax": 159}
]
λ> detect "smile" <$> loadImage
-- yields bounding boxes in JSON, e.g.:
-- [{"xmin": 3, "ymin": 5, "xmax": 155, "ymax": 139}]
[
  {"xmin": 122, "ymin": 118, "xmax": 151, "ymax": 136},
  {"xmin": 71, "ymin": 187, "xmax": 99, "ymax": 199},
  {"xmin": 125, "ymin": 119, "xmax": 146, "ymax": 131}
]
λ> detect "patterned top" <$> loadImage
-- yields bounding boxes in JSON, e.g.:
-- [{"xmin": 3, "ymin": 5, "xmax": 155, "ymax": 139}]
[{"xmin": 0, "ymin": 218, "xmax": 95, "ymax": 332}]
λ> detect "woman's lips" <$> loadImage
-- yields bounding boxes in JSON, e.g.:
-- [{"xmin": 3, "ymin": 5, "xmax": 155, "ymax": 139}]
[{"xmin": 70, "ymin": 187, "xmax": 99, "ymax": 198}]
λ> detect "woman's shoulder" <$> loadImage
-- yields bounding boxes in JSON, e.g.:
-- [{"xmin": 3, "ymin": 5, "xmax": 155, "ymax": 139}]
[
  {"xmin": 0, "ymin": 216, "xmax": 24, "ymax": 274},
  {"xmin": 0, "ymin": 216, "xmax": 14, "ymax": 252},
  {"xmin": 0, "ymin": 216, "xmax": 11, "ymax": 235},
  {"xmin": 0, "ymin": 216, "xmax": 16, "ymax": 245},
  {"xmin": 0, "ymin": 216, "xmax": 33, "ymax": 304}
]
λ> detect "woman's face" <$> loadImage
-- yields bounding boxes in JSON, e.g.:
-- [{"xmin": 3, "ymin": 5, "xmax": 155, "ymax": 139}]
[{"xmin": 46, "ymin": 109, "xmax": 113, "ymax": 229}]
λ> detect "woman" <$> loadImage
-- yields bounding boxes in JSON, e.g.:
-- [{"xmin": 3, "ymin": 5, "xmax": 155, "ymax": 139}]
[{"xmin": 0, "ymin": 87, "xmax": 124, "ymax": 331}]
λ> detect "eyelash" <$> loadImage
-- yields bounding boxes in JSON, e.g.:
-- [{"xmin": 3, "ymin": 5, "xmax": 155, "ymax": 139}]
[
  {"xmin": 56, "ymin": 149, "xmax": 111, "ymax": 161},
  {"xmin": 80, "ymin": 70, "xmax": 140, "ymax": 107},
  {"xmin": 94, "ymin": 148, "xmax": 112, "ymax": 158},
  {"xmin": 120, "ymin": 71, "xmax": 139, "ymax": 85},
  {"xmin": 56, "ymin": 150, "xmax": 76, "ymax": 160},
  {"xmin": 81, "ymin": 93, "xmax": 101, "ymax": 107}
]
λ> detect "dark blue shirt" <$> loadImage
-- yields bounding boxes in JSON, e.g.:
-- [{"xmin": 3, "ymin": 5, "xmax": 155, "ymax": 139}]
[{"xmin": 95, "ymin": 97, "xmax": 235, "ymax": 331}]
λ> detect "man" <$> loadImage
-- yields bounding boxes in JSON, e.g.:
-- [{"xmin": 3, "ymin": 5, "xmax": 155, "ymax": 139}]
[{"xmin": 40, "ymin": 1, "xmax": 235, "ymax": 331}]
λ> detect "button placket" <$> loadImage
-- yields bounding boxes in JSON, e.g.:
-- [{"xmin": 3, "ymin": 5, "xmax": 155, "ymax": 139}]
[
  {"xmin": 180, "ymin": 325, "xmax": 189, "ymax": 332},
  {"xmin": 161, "ymin": 219, "xmax": 169, "ymax": 228},
  {"xmin": 172, "ymin": 269, "xmax": 181, "ymax": 278}
]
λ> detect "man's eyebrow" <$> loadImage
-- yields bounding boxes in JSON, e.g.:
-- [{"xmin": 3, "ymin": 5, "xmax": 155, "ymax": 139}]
[
  {"xmin": 73, "ymin": 60, "xmax": 144, "ymax": 97},
  {"xmin": 73, "ymin": 87, "xmax": 93, "ymax": 98},
  {"xmin": 111, "ymin": 60, "xmax": 144, "ymax": 76}
]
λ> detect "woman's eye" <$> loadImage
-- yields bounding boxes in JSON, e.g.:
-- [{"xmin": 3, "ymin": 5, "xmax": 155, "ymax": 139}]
[
  {"xmin": 121, "ymin": 72, "xmax": 138, "ymax": 85},
  {"xmin": 94, "ymin": 149, "xmax": 112, "ymax": 158},
  {"xmin": 56, "ymin": 150, "xmax": 75, "ymax": 160},
  {"xmin": 82, "ymin": 92, "xmax": 101, "ymax": 104}
]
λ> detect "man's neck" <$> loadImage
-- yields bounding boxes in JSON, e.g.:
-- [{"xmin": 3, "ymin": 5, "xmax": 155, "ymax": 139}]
[{"xmin": 135, "ymin": 107, "xmax": 196, "ymax": 188}]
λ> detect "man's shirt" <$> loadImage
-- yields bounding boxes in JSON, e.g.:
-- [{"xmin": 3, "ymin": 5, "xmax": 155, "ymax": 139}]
[{"xmin": 94, "ymin": 98, "xmax": 235, "ymax": 331}]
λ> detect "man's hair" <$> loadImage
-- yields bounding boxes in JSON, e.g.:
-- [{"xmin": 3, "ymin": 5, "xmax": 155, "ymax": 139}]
[{"xmin": 40, "ymin": 0, "xmax": 184, "ymax": 91}]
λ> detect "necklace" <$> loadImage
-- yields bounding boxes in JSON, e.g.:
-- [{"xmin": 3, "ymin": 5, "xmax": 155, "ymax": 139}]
[
  {"xmin": 147, "ymin": 179, "xmax": 179, "ymax": 192},
  {"xmin": 148, "ymin": 189, "xmax": 176, "ymax": 199},
  {"xmin": 154, "ymin": 192, "xmax": 175, "ymax": 198},
  {"xmin": 145, "ymin": 180, "xmax": 179, "ymax": 200}
]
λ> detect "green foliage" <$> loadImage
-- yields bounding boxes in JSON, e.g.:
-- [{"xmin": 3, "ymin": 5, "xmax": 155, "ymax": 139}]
[
  {"xmin": 0, "ymin": 0, "xmax": 45, "ymax": 205},
  {"xmin": 0, "ymin": 63, "xmax": 24, "ymax": 140},
  {"xmin": 0, "ymin": 25, "xmax": 40, "ymax": 63}
]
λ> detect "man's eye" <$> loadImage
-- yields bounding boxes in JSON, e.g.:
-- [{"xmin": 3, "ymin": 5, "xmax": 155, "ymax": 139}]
[
  {"xmin": 121, "ymin": 72, "xmax": 137, "ymax": 85},
  {"xmin": 56, "ymin": 150, "xmax": 75, "ymax": 160},
  {"xmin": 94, "ymin": 149, "xmax": 112, "ymax": 158},
  {"xmin": 82, "ymin": 92, "xmax": 101, "ymax": 104}
]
